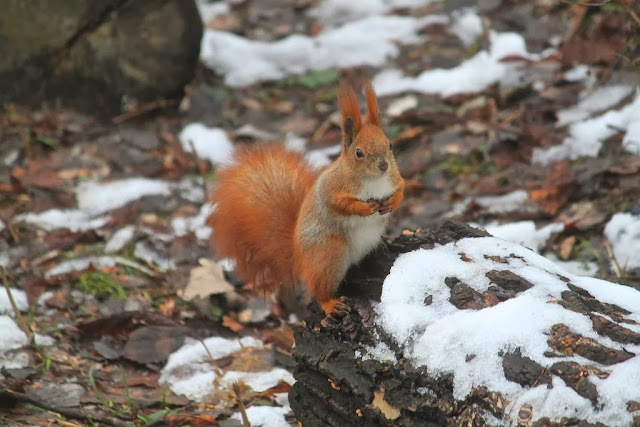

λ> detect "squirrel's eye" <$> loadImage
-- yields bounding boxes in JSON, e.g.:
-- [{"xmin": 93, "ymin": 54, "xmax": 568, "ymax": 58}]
[
  {"xmin": 389, "ymin": 143, "xmax": 393, "ymax": 150},
  {"xmin": 355, "ymin": 148, "xmax": 364, "ymax": 158}
]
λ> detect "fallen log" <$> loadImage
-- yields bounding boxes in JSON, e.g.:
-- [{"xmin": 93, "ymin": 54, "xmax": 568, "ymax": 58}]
[{"xmin": 289, "ymin": 220, "xmax": 640, "ymax": 426}]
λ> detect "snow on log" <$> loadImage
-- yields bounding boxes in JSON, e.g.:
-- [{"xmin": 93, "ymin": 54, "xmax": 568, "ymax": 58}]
[{"xmin": 289, "ymin": 221, "xmax": 640, "ymax": 426}]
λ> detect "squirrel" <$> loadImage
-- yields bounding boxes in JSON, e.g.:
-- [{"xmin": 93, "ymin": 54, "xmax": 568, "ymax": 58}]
[{"xmin": 207, "ymin": 80, "xmax": 404, "ymax": 317}]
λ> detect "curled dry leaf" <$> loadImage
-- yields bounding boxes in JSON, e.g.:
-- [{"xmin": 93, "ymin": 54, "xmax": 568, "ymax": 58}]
[
  {"xmin": 529, "ymin": 160, "xmax": 575, "ymax": 215},
  {"xmin": 180, "ymin": 258, "xmax": 235, "ymax": 301}
]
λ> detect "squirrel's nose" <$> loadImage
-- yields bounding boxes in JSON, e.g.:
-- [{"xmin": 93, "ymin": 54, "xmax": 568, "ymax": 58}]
[{"xmin": 379, "ymin": 161, "xmax": 388, "ymax": 172}]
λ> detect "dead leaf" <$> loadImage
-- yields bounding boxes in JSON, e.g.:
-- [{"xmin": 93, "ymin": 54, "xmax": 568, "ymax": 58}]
[
  {"xmin": 123, "ymin": 326, "xmax": 189, "ymax": 364},
  {"xmin": 264, "ymin": 382, "xmax": 292, "ymax": 395},
  {"xmin": 557, "ymin": 201, "xmax": 607, "ymax": 231},
  {"xmin": 180, "ymin": 258, "xmax": 235, "ymax": 301},
  {"xmin": 10, "ymin": 155, "xmax": 65, "ymax": 190},
  {"xmin": 262, "ymin": 325, "xmax": 295, "ymax": 350},
  {"xmin": 77, "ymin": 311, "xmax": 180, "ymax": 337},
  {"xmin": 222, "ymin": 315, "xmax": 245, "ymax": 333},
  {"xmin": 560, "ymin": 236, "xmax": 576, "ymax": 260},
  {"xmin": 158, "ymin": 297, "xmax": 176, "ymax": 317},
  {"xmin": 371, "ymin": 389, "xmax": 401, "ymax": 420},
  {"xmin": 529, "ymin": 160, "xmax": 575, "ymax": 215},
  {"xmin": 225, "ymin": 347, "xmax": 274, "ymax": 373},
  {"xmin": 560, "ymin": 37, "xmax": 624, "ymax": 66}
]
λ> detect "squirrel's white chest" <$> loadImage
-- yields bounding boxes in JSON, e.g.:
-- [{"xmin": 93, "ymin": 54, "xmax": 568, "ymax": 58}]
[
  {"xmin": 357, "ymin": 174, "xmax": 395, "ymax": 201},
  {"xmin": 346, "ymin": 174, "xmax": 394, "ymax": 265}
]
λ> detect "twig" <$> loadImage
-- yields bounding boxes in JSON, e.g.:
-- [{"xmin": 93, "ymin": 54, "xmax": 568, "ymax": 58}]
[
  {"xmin": 187, "ymin": 139, "xmax": 209, "ymax": 198},
  {"xmin": 624, "ymin": 3, "xmax": 640, "ymax": 27},
  {"xmin": 0, "ymin": 266, "xmax": 32, "ymax": 341},
  {"xmin": 603, "ymin": 239, "xmax": 625, "ymax": 279},
  {"xmin": 111, "ymin": 99, "xmax": 179, "ymax": 124},
  {"xmin": 3, "ymin": 389, "xmax": 130, "ymax": 427},
  {"xmin": 198, "ymin": 338, "xmax": 224, "ymax": 377},
  {"xmin": 0, "ymin": 213, "xmax": 20, "ymax": 243},
  {"xmin": 233, "ymin": 382, "xmax": 250, "ymax": 427}
]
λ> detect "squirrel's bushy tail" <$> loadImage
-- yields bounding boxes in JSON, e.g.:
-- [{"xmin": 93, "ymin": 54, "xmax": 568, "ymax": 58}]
[{"xmin": 208, "ymin": 144, "xmax": 317, "ymax": 290}]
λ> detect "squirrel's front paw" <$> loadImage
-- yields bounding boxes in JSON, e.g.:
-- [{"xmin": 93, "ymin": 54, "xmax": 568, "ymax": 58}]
[
  {"xmin": 377, "ymin": 199, "xmax": 393, "ymax": 215},
  {"xmin": 357, "ymin": 199, "xmax": 379, "ymax": 216}
]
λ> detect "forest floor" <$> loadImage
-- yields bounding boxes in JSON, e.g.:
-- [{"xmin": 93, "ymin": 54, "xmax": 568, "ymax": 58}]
[{"xmin": 1, "ymin": 0, "xmax": 640, "ymax": 425}]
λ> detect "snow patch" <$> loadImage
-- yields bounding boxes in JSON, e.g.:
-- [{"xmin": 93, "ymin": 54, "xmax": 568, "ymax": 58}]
[
  {"xmin": 77, "ymin": 178, "xmax": 172, "ymax": 215},
  {"xmin": 376, "ymin": 237, "xmax": 640, "ymax": 425},
  {"xmin": 451, "ymin": 8, "xmax": 483, "ymax": 46},
  {"xmin": 196, "ymin": 0, "xmax": 229, "ymax": 23},
  {"xmin": 220, "ymin": 368, "xmax": 294, "ymax": 391},
  {"xmin": 105, "ymin": 225, "xmax": 136, "ymax": 253},
  {"xmin": 178, "ymin": 123, "xmax": 235, "ymax": 166},
  {"xmin": 374, "ymin": 31, "xmax": 545, "ymax": 97},
  {"xmin": 482, "ymin": 220, "xmax": 564, "ymax": 252},
  {"xmin": 17, "ymin": 209, "xmax": 109, "ymax": 232},
  {"xmin": 604, "ymin": 212, "xmax": 640, "ymax": 270},
  {"xmin": 44, "ymin": 256, "xmax": 151, "ymax": 277},
  {"xmin": 476, "ymin": 190, "xmax": 528, "ymax": 214},
  {"xmin": 159, "ymin": 336, "xmax": 265, "ymax": 401},
  {"xmin": 556, "ymin": 85, "xmax": 634, "ymax": 126},
  {"xmin": 231, "ymin": 406, "xmax": 291, "ymax": 427},
  {"xmin": 0, "ymin": 288, "xmax": 28, "ymax": 315},
  {"xmin": 201, "ymin": 15, "xmax": 424, "ymax": 86},
  {"xmin": 533, "ymin": 90, "xmax": 640, "ymax": 165},
  {"xmin": 134, "ymin": 242, "xmax": 175, "ymax": 271},
  {"xmin": 171, "ymin": 203, "xmax": 214, "ymax": 240},
  {"xmin": 0, "ymin": 315, "xmax": 28, "ymax": 369},
  {"xmin": 309, "ymin": 0, "xmax": 432, "ymax": 26},
  {"xmin": 623, "ymin": 121, "xmax": 640, "ymax": 155}
]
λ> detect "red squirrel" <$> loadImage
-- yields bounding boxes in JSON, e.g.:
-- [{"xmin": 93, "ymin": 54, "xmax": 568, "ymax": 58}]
[{"xmin": 208, "ymin": 80, "xmax": 404, "ymax": 317}]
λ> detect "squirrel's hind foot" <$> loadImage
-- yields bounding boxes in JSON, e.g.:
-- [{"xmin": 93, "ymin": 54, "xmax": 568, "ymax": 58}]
[{"xmin": 321, "ymin": 297, "xmax": 350, "ymax": 320}]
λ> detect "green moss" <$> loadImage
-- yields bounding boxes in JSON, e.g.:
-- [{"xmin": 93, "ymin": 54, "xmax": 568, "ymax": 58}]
[
  {"xmin": 280, "ymin": 69, "xmax": 340, "ymax": 89},
  {"xmin": 75, "ymin": 271, "xmax": 127, "ymax": 300}
]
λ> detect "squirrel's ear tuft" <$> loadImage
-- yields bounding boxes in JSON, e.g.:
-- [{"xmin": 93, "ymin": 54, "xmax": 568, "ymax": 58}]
[
  {"xmin": 363, "ymin": 79, "xmax": 380, "ymax": 126},
  {"xmin": 343, "ymin": 116, "xmax": 355, "ymax": 148},
  {"xmin": 337, "ymin": 81, "xmax": 362, "ymax": 136}
]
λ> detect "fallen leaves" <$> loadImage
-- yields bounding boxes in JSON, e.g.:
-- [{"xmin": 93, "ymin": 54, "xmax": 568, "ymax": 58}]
[
  {"xmin": 180, "ymin": 258, "xmax": 235, "ymax": 301},
  {"xmin": 529, "ymin": 160, "xmax": 575, "ymax": 215}
]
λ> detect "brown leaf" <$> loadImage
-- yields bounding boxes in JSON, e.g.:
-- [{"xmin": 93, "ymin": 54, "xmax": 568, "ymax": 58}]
[
  {"xmin": 222, "ymin": 315, "xmax": 245, "ymax": 333},
  {"xmin": 262, "ymin": 325, "xmax": 295, "ymax": 351},
  {"xmin": 44, "ymin": 229, "xmax": 99, "ymax": 251},
  {"xmin": 264, "ymin": 382, "xmax": 292, "ymax": 395},
  {"xmin": 560, "ymin": 37, "xmax": 625, "ymax": 66},
  {"xmin": 557, "ymin": 201, "xmax": 607, "ymax": 231},
  {"xmin": 180, "ymin": 258, "xmax": 235, "ymax": 301},
  {"xmin": 10, "ymin": 153, "xmax": 67, "ymax": 190},
  {"xmin": 529, "ymin": 161, "xmax": 575, "ymax": 215},
  {"xmin": 124, "ymin": 374, "xmax": 159, "ymax": 388},
  {"xmin": 560, "ymin": 236, "xmax": 576, "ymax": 260},
  {"xmin": 77, "ymin": 311, "xmax": 180, "ymax": 337},
  {"xmin": 122, "ymin": 326, "xmax": 189, "ymax": 364}
]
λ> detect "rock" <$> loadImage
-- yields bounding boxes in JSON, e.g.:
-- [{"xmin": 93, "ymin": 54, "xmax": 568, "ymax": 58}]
[{"xmin": 0, "ymin": 0, "xmax": 202, "ymax": 115}]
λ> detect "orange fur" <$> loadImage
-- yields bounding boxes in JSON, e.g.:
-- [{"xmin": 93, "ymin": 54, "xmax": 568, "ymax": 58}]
[
  {"xmin": 337, "ymin": 82, "xmax": 362, "ymax": 132},
  {"xmin": 209, "ymin": 81, "xmax": 405, "ymax": 318},
  {"xmin": 328, "ymin": 191, "xmax": 378, "ymax": 217},
  {"xmin": 363, "ymin": 80, "xmax": 380, "ymax": 126},
  {"xmin": 208, "ymin": 145, "xmax": 317, "ymax": 291}
]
